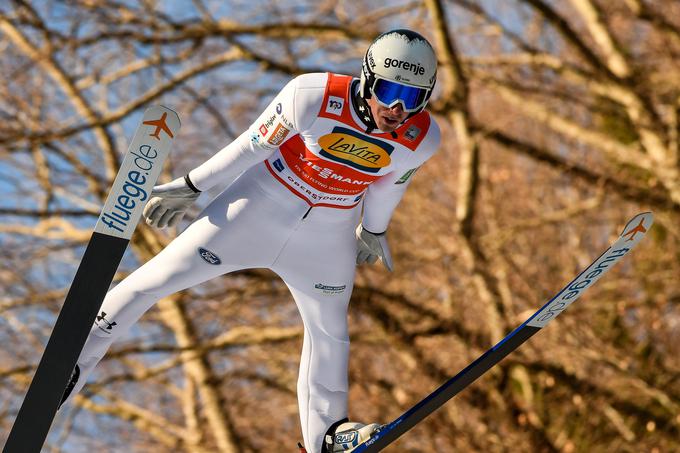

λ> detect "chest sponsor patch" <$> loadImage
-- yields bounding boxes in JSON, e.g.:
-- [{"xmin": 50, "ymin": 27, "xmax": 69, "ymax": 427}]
[
  {"xmin": 404, "ymin": 125, "xmax": 421, "ymax": 141},
  {"xmin": 318, "ymin": 126, "xmax": 393, "ymax": 173},
  {"xmin": 277, "ymin": 139, "xmax": 379, "ymax": 195}
]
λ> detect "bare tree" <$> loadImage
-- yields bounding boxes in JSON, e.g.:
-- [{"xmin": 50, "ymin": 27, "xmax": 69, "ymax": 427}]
[{"xmin": 0, "ymin": 0, "xmax": 678, "ymax": 451}]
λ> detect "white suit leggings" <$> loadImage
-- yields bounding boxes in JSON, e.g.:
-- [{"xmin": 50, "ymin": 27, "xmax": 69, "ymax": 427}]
[{"xmin": 71, "ymin": 170, "xmax": 360, "ymax": 453}]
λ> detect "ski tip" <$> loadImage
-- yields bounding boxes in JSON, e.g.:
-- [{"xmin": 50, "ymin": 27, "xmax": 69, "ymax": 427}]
[
  {"xmin": 143, "ymin": 105, "xmax": 181, "ymax": 130},
  {"xmin": 139, "ymin": 105, "xmax": 181, "ymax": 145},
  {"xmin": 619, "ymin": 212, "xmax": 653, "ymax": 244}
]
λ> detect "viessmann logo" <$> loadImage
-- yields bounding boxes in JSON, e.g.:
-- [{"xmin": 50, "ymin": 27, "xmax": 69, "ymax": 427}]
[{"xmin": 318, "ymin": 126, "xmax": 393, "ymax": 173}]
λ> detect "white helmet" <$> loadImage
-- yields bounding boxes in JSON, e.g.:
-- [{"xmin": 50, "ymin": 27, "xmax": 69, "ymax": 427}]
[{"xmin": 360, "ymin": 29, "xmax": 437, "ymax": 113}]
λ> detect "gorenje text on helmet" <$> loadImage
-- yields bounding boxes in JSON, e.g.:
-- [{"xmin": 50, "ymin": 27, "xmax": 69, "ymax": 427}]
[{"xmin": 383, "ymin": 58, "xmax": 426, "ymax": 76}]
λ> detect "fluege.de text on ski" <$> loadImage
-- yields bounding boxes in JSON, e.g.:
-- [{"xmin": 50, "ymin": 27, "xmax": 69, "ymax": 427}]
[
  {"xmin": 528, "ymin": 246, "xmax": 630, "ymax": 327},
  {"xmin": 99, "ymin": 144, "xmax": 158, "ymax": 234}
]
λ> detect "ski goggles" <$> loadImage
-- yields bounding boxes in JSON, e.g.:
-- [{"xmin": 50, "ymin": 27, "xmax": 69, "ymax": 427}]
[{"xmin": 370, "ymin": 77, "xmax": 430, "ymax": 113}]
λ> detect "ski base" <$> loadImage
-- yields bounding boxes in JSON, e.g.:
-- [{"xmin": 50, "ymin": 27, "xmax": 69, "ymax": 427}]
[{"xmin": 3, "ymin": 234, "xmax": 128, "ymax": 453}]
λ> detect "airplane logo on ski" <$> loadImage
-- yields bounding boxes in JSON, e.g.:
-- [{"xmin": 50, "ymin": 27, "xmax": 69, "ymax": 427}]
[
  {"xmin": 143, "ymin": 112, "xmax": 174, "ymax": 140},
  {"xmin": 622, "ymin": 218, "xmax": 647, "ymax": 242}
]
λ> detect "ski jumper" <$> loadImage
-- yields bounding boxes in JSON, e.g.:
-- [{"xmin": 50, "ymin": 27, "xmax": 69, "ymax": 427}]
[{"xmin": 71, "ymin": 72, "xmax": 440, "ymax": 452}]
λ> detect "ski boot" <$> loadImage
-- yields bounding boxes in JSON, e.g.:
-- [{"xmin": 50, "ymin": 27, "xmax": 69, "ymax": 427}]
[{"xmin": 322, "ymin": 419, "xmax": 382, "ymax": 452}]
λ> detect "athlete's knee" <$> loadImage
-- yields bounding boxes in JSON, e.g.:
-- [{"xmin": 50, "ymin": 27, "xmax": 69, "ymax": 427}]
[
  {"xmin": 312, "ymin": 298, "xmax": 351, "ymax": 340},
  {"xmin": 95, "ymin": 282, "xmax": 164, "ymax": 333},
  {"xmin": 308, "ymin": 382, "xmax": 348, "ymax": 417},
  {"xmin": 319, "ymin": 327, "xmax": 350, "ymax": 355},
  {"xmin": 80, "ymin": 326, "xmax": 119, "ymax": 361}
]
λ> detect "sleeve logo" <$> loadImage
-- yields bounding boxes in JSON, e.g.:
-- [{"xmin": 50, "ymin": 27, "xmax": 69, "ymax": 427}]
[
  {"xmin": 267, "ymin": 123, "xmax": 291, "ymax": 146},
  {"xmin": 395, "ymin": 167, "xmax": 418, "ymax": 184},
  {"xmin": 404, "ymin": 125, "xmax": 421, "ymax": 141},
  {"xmin": 325, "ymin": 96, "xmax": 344, "ymax": 115}
]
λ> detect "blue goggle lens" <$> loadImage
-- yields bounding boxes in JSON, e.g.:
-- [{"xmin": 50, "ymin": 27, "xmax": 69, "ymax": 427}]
[{"xmin": 372, "ymin": 79, "xmax": 428, "ymax": 111}]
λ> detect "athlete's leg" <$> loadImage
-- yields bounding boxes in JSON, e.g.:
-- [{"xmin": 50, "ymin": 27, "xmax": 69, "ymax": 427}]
[
  {"xmin": 68, "ymin": 176, "xmax": 297, "ymax": 400},
  {"xmin": 272, "ymin": 218, "xmax": 358, "ymax": 453}
]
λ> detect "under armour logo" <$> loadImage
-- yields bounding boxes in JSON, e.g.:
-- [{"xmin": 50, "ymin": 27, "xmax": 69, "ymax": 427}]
[{"xmin": 95, "ymin": 311, "xmax": 117, "ymax": 334}]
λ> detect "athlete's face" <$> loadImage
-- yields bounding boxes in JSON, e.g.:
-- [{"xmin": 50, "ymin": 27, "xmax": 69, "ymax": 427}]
[{"xmin": 368, "ymin": 96, "xmax": 409, "ymax": 132}]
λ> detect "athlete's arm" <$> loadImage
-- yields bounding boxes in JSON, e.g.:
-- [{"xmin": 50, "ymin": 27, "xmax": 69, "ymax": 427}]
[
  {"xmin": 361, "ymin": 118, "xmax": 441, "ymax": 233},
  {"xmin": 187, "ymin": 73, "xmax": 326, "ymax": 192}
]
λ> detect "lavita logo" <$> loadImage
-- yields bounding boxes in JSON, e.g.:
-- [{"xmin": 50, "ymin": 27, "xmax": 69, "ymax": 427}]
[{"xmin": 198, "ymin": 247, "xmax": 221, "ymax": 265}]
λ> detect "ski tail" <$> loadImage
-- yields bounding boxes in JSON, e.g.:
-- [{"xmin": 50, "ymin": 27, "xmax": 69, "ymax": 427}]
[{"xmin": 355, "ymin": 212, "xmax": 653, "ymax": 452}]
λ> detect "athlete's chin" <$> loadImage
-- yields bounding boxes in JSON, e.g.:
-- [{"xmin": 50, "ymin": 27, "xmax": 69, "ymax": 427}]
[{"xmin": 378, "ymin": 119, "xmax": 400, "ymax": 132}]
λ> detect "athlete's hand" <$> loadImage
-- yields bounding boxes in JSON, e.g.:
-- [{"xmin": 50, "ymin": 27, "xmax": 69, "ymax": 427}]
[
  {"xmin": 356, "ymin": 225, "xmax": 394, "ymax": 271},
  {"xmin": 143, "ymin": 176, "xmax": 200, "ymax": 228}
]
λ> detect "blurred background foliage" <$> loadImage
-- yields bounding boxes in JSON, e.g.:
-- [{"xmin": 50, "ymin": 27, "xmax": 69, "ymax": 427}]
[{"xmin": 0, "ymin": 0, "xmax": 679, "ymax": 451}]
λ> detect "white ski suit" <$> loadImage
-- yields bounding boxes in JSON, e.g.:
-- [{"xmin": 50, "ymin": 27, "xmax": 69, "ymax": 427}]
[{"xmin": 71, "ymin": 72, "xmax": 440, "ymax": 452}]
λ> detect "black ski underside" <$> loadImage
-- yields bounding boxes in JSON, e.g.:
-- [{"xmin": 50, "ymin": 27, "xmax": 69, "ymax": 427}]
[{"xmin": 3, "ymin": 233, "xmax": 128, "ymax": 453}]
